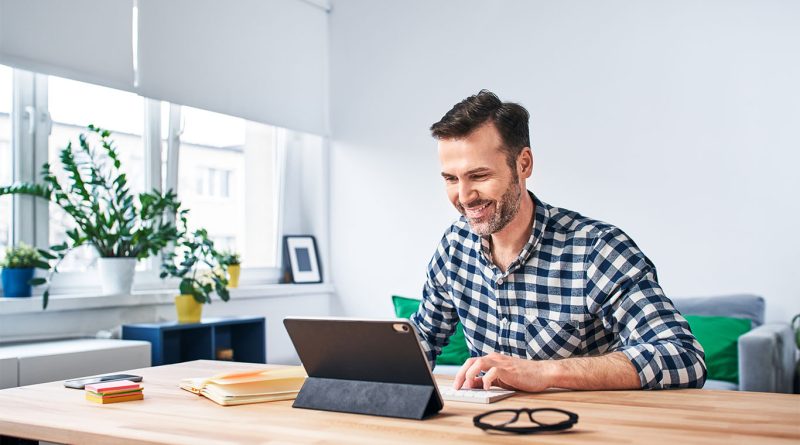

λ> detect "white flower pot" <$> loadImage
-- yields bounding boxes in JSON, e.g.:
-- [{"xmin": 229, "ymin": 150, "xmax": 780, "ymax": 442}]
[{"xmin": 97, "ymin": 257, "xmax": 137, "ymax": 295}]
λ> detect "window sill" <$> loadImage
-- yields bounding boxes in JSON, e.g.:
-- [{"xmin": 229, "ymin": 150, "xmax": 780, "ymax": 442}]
[{"xmin": 0, "ymin": 283, "xmax": 335, "ymax": 315}]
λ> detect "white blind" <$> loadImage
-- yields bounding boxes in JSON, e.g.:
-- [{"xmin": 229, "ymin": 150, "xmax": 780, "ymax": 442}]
[
  {"xmin": 0, "ymin": 0, "xmax": 134, "ymax": 91},
  {"xmin": 137, "ymin": 0, "xmax": 327, "ymax": 135}
]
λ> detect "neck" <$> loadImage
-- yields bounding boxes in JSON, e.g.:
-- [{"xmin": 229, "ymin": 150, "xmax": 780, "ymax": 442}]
[{"xmin": 490, "ymin": 190, "xmax": 534, "ymax": 256}]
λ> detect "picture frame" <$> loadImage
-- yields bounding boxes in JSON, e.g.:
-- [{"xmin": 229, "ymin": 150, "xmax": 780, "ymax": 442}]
[{"xmin": 282, "ymin": 235, "xmax": 322, "ymax": 284}]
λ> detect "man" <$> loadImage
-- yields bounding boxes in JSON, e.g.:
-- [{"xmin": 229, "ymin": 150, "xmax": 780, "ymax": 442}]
[{"xmin": 412, "ymin": 90, "xmax": 706, "ymax": 392}]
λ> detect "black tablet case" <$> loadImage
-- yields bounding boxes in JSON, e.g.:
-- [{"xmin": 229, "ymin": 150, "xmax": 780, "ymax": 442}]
[{"xmin": 284, "ymin": 318, "xmax": 443, "ymax": 420}]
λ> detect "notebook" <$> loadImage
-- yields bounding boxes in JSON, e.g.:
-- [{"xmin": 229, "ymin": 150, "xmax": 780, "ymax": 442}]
[{"xmin": 179, "ymin": 366, "xmax": 307, "ymax": 406}]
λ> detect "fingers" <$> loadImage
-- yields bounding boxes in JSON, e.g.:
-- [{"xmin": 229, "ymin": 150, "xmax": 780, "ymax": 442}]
[
  {"xmin": 463, "ymin": 357, "xmax": 491, "ymax": 389},
  {"xmin": 453, "ymin": 357, "xmax": 476, "ymax": 389},
  {"xmin": 482, "ymin": 367, "xmax": 498, "ymax": 390}
]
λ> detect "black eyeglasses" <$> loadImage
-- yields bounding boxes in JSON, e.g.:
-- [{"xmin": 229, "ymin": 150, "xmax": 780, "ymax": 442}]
[{"xmin": 473, "ymin": 408, "xmax": 578, "ymax": 434}]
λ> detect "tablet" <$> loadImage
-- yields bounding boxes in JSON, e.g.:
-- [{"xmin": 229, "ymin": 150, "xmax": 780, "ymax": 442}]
[{"xmin": 283, "ymin": 317, "xmax": 443, "ymax": 418}]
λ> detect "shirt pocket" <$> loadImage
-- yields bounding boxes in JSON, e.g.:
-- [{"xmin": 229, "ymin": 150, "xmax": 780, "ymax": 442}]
[{"xmin": 524, "ymin": 313, "xmax": 586, "ymax": 360}]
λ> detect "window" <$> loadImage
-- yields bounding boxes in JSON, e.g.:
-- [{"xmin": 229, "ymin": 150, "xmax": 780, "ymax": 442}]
[
  {"xmin": 176, "ymin": 106, "xmax": 278, "ymax": 268},
  {"xmin": 195, "ymin": 167, "xmax": 232, "ymax": 198},
  {"xmin": 0, "ymin": 65, "xmax": 12, "ymax": 262},
  {"xmin": 2, "ymin": 64, "xmax": 309, "ymax": 294},
  {"xmin": 47, "ymin": 76, "xmax": 146, "ymax": 271}
]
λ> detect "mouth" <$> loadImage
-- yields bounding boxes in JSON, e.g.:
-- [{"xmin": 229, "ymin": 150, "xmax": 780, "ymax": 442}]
[{"xmin": 463, "ymin": 201, "xmax": 493, "ymax": 220}]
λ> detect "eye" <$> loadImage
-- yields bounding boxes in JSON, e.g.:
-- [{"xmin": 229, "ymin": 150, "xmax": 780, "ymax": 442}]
[
  {"xmin": 443, "ymin": 176, "xmax": 458, "ymax": 184},
  {"xmin": 471, "ymin": 174, "xmax": 488, "ymax": 181}
]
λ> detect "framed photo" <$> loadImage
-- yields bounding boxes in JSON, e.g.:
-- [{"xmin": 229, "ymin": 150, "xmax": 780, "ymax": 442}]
[{"xmin": 282, "ymin": 235, "xmax": 322, "ymax": 284}]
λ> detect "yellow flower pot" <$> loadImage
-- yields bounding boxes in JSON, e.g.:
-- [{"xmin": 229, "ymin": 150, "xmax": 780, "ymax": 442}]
[
  {"xmin": 228, "ymin": 264, "xmax": 241, "ymax": 288},
  {"xmin": 175, "ymin": 294, "xmax": 202, "ymax": 324}
]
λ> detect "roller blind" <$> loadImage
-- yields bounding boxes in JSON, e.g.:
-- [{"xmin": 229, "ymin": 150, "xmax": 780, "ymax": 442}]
[
  {"xmin": 136, "ymin": 0, "xmax": 327, "ymax": 135},
  {"xmin": 0, "ymin": 0, "xmax": 134, "ymax": 91}
]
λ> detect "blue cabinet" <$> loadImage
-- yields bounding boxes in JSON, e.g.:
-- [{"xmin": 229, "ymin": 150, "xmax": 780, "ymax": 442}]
[{"xmin": 122, "ymin": 317, "xmax": 266, "ymax": 366}]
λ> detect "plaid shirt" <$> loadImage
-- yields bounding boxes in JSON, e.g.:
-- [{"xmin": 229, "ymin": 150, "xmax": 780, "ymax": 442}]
[{"xmin": 412, "ymin": 193, "xmax": 706, "ymax": 389}]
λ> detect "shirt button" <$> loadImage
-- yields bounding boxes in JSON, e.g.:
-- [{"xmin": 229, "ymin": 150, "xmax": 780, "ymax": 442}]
[
  {"xmin": 501, "ymin": 318, "xmax": 508, "ymax": 326},
  {"xmin": 497, "ymin": 278, "xmax": 504, "ymax": 285}
]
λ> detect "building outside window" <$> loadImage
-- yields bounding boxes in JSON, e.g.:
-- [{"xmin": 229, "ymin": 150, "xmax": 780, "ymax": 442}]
[{"xmin": 177, "ymin": 105, "xmax": 277, "ymax": 268}]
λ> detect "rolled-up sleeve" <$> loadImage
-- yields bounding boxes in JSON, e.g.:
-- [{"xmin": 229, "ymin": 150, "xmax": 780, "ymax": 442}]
[
  {"xmin": 411, "ymin": 234, "xmax": 459, "ymax": 370},
  {"xmin": 585, "ymin": 228, "xmax": 707, "ymax": 389}
]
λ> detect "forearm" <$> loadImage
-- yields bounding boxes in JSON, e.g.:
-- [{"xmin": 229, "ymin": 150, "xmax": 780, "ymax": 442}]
[{"xmin": 546, "ymin": 352, "xmax": 641, "ymax": 390}]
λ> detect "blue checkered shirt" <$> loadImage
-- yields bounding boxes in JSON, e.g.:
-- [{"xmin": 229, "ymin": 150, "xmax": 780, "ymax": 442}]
[{"xmin": 411, "ymin": 193, "xmax": 706, "ymax": 389}]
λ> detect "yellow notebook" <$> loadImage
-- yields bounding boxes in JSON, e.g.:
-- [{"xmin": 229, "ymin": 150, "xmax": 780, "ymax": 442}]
[{"xmin": 179, "ymin": 367, "xmax": 307, "ymax": 406}]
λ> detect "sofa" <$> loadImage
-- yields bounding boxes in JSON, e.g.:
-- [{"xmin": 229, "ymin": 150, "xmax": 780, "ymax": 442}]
[
  {"xmin": 432, "ymin": 294, "xmax": 797, "ymax": 393},
  {"xmin": 672, "ymin": 294, "xmax": 795, "ymax": 392}
]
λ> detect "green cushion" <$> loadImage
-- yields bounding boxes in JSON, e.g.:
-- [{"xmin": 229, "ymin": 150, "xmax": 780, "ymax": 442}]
[
  {"xmin": 684, "ymin": 315, "xmax": 751, "ymax": 384},
  {"xmin": 392, "ymin": 295, "xmax": 470, "ymax": 366}
]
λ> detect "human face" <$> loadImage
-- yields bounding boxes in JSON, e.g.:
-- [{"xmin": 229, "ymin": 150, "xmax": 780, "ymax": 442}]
[{"xmin": 438, "ymin": 123, "xmax": 523, "ymax": 236}]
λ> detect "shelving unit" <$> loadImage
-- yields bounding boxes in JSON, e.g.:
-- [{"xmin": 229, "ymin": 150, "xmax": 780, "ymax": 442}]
[{"xmin": 122, "ymin": 317, "xmax": 266, "ymax": 366}]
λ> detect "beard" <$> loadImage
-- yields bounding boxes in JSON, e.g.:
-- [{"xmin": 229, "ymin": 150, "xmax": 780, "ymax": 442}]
[{"xmin": 457, "ymin": 179, "xmax": 522, "ymax": 236}]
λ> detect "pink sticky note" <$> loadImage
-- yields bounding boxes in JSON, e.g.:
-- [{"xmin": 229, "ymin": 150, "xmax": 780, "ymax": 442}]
[{"xmin": 85, "ymin": 380, "xmax": 141, "ymax": 393}]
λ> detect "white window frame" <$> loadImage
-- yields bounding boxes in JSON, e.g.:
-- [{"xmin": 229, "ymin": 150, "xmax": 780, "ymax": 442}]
[{"xmin": 6, "ymin": 69, "xmax": 286, "ymax": 297}]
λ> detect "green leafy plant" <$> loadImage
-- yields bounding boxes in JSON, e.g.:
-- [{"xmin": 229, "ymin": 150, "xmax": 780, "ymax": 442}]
[
  {"xmin": 0, "ymin": 125, "xmax": 184, "ymax": 308},
  {"xmin": 222, "ymin": 250, "xmax": 241, "ymax": 265},
  {"xmin": 0, "ymin": 243, "xmax": 48, "ymax": 269},
  {"xmin": 160, "ymin": 214, "xmax": 231, "ymax": 304}
]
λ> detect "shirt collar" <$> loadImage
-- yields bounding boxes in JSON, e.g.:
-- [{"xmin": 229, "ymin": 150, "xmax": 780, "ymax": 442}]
[{"xmin": 478, "ymin": 191, "xmax": 550, "ymax": 273}]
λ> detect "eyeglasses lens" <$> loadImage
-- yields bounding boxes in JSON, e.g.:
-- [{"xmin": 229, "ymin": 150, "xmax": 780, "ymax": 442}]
[
  {"xmin": 481, "ymin": 410, "xmax": 520, "ymax": 427},
  {"xmin": 530, "ymin": 409, "xmax": 572, "ymax": 426}
]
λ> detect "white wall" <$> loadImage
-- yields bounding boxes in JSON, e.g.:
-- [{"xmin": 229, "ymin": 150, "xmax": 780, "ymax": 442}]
[{"xmin": 328, "ymin": 0, "xmax": 800, "ymax": 323}]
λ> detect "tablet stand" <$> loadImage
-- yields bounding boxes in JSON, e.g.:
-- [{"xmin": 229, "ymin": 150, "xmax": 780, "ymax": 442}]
[{"xmin": 293, "ymin": 377, "xmax": 441, "ymax": 420}]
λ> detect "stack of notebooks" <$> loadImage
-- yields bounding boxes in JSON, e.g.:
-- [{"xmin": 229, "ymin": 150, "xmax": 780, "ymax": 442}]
[
  {"xmin": 180, "ymin": 366, "xmax": 306, "ymax": 406},
  {"xmin": 85, "ymin": 380, "xmax": 144, "ymax": 404}
]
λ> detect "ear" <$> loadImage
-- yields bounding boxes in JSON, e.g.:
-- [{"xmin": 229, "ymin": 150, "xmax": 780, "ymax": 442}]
[{"xmin": 517, "ymin": 147, "xmax": 533, "ymax": 179}]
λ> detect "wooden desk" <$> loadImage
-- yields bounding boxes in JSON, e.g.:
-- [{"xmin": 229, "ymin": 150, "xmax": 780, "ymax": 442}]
[{"xmin": 0, "ymin": 360, "xmax": 797, "ymax": 444}]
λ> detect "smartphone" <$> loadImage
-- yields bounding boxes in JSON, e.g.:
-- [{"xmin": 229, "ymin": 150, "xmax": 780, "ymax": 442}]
[{"xmin": 64, "ymin": 373, "xmax": 143, "ymax": 389}]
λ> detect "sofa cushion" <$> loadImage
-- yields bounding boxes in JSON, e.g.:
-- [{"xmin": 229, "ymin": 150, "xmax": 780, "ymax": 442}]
[
  {"xmin": 685, "ymin": 315, "xmax": 751, "ymax": 384},
  {"xmin": 392, "ymin": 295, "xmax": 470, "ymax": 366},
  {"xmin": 672, "ymin": 294, "xmax": 764, "ymax": 328}
]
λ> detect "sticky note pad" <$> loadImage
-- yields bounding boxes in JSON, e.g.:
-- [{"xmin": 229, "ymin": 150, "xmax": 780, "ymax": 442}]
[{"xmin": 85, "ymin": 380, "xmax": 141, "ymax": 394}]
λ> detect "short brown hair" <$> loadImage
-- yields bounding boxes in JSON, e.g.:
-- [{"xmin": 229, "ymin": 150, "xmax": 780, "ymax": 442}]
[{"xmin": 430, "ymin": 90, "xmax": 530, "ymax": 170}]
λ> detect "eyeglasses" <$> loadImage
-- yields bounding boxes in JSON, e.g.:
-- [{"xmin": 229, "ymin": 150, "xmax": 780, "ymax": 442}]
[{"xmin": 473, "ymin": 408, "xmax": 579, "ymax": 434}]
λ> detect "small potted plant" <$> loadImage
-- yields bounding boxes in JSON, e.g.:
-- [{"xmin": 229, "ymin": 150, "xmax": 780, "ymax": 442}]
[
  {"xmin": 0, "ymin": 243, "xmax": 49, "ymax": 298},
  {"xmin": 222, "ymin": 250, "xmax": 241, "ymax": 288},
  {"xmin": 160, "ymin": 224, "xmax": 231, "ymax": 323}
]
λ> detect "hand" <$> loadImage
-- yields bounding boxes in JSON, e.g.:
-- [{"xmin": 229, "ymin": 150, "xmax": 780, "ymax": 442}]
[{"xmin": 452, "ymin": 352, "xmax": 555, "ymax": 392}]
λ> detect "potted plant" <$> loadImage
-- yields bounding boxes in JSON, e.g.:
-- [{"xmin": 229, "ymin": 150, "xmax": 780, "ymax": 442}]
[
  {"xmin": 0, "ymin": 243, "xmax": 49, "ymax": 298},
  {"xmin": 0, "ymin": 125, "xmax": 182, "ymax": 301},
  {"xmin": 160, "ymin": 222, "xmax": 231, "ymax": 323},
  {"xmin": 222, "ymin": 250, "xmax": 241, "ymax": 288}
]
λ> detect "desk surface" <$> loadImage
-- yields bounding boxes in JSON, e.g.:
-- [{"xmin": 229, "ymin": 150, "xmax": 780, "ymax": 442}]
[{"xmin": 0, "ymin": 360, "xmax": 797, "ymax": 444}]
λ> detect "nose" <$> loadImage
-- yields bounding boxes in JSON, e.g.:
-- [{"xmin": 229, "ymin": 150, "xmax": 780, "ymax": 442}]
[{"xmin": 458, "ymin": 180, "xmax": 477, "ymax": 206}]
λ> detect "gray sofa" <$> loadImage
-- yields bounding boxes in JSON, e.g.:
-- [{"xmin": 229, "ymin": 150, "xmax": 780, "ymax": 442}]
[
  {"xmin": 672, "ymin": 294, "xmax": 796, "ymax": 393},
  {"xmin": 433, "ymin": 294, "xmax": 797, "ymax": 393}
]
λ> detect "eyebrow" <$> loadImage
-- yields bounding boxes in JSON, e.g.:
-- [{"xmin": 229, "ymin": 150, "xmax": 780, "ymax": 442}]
[{"xmin": 440, "ymin": 167, "xmax": 492, "ymax": 178}]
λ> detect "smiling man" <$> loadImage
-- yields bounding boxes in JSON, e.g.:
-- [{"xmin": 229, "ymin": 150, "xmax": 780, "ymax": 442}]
[{"xmin": 411, "ymin": 90, "xmax": 706, "ymax": 392}]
